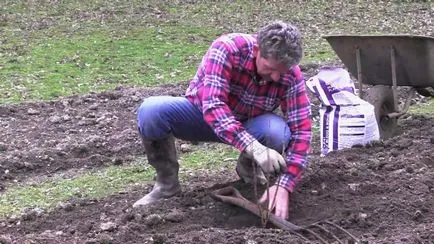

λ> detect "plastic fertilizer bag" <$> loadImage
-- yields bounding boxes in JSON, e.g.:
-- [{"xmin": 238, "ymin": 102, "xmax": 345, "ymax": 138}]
[{"xmin": 306, "ymin": 67, "xmax": 380, "ymax": 156}]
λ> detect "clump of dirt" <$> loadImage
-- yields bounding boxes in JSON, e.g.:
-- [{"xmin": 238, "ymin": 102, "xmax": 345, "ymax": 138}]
[{"xmin": 0, "ymin": 76, "xmax": 433, "ymax": 243}]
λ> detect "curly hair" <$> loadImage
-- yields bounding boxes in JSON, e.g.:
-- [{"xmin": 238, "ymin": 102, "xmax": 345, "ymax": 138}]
[{"xmin": 257, "ymin": 21, "xmax": 303, "ymax": 67}]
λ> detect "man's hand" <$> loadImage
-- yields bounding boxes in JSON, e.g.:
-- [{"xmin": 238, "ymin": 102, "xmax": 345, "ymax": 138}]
[
  {"xmin": 259, "ymin": 185, "xmax": 290, "ymax": 219},
  {"xmin": 244, "ymin": 140, "xmax": 286, "ymax": 175}
]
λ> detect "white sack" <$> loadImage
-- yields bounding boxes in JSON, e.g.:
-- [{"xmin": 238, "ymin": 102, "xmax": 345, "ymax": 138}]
[
  {"xmin": 306, "ymin": 67, "xmax": 380, "ymax": 156},
  {"xmin": 319, "ymin": 103, "xmax": 380, "ymax": 156},
  {"xmin": 306, "ymin": 67, "xmax": 361, "ymax": 106}
]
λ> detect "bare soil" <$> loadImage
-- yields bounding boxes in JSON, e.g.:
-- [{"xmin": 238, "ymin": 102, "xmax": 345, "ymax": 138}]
[{"xmin": 0, "ymin": 70, "xmax": 433, "ymax": 243}]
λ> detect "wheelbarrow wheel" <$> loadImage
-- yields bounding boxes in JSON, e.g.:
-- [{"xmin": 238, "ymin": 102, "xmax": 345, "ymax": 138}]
[{"xmin": 364, "ymin": 85, "xmax": 397, "ymax": 139}]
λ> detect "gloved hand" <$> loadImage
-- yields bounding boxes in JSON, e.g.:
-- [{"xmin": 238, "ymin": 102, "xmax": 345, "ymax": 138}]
[{"xmin": 244, "ymin": 140, "xmax": 286, "ymax": 175}]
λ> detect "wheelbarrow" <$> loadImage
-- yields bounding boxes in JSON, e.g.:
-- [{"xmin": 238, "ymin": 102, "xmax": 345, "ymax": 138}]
[{"xmin": 323, "ymin": 35, "xmax": 434, "ymax": 138}]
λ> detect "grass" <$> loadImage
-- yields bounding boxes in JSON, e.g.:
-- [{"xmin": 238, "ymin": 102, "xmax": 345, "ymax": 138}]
[
  {"xmin": 0, "ymin": 163, "xmax": 154, "ymax": 218},
  {"xmin": 0, "ymin": 145, "xmax": 238, "ymax": 218},
  {"xmin": 408, "ymin": 99, "xmax": 434, "ymax": 116},
  {"xmin": 180, "ymin": 145, "xmax": 238, "ymax": 170},
  {"xmin": 0, "ymin": 25, "xmax": 220, "ymax": 103},
  {"xmin": 1, "ymin": 0, "xmax": 432, "ymax": 103}
]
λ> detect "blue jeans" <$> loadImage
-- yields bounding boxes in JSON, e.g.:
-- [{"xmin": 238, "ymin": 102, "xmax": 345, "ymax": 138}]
[{"xmin": 137, "ymin": 96, "xmax": 291, "ymax": 152}]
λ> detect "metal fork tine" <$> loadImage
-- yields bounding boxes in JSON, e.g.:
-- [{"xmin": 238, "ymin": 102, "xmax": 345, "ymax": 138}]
[
  {"xmin": 322, "ymin": 221, "xmax": 360, "ymax": 243},
  {"xmin": 310, "ymin": 223, "xmax": 344, "ymax": 244},
  {"xmin": 302, "ymin": 228, "xmax": 329, "ymax": 244},
  {"xmin": 212, "ymin": 185, "xmax": 360, "ymax": 243},
  {"xmin": 290, "ymin": 230, "xmax": 312, "ymax": 243}
]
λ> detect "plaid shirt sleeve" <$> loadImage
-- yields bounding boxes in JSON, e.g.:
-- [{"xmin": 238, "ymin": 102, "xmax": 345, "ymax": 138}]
[
  {"xmin": 197, "ymin": 42, "xmax": 256, "ymax": 152},
  {"xmin": 277, "ymin": 72, "xmax": 312, "ymax": 192}
]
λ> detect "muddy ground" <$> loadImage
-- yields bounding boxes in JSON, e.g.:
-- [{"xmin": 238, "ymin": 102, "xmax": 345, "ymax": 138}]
[{"xmin": 0, "ymin": 66, "xmax": 433, "ymax": 243}]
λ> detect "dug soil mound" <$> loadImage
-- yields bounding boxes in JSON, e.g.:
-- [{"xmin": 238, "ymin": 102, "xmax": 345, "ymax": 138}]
[
  {"xmin": 0, "ymin": 83, "xmax": 188, "ymax": 186},
  {"xmin": 0, "ymin": 80, "xmax": 433, "ymax": 243}
]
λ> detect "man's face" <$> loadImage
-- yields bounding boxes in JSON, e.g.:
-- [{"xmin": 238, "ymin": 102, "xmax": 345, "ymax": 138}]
[{"xmin": 254, "ymin": 47, "xmax": 289, "ymax": 82}]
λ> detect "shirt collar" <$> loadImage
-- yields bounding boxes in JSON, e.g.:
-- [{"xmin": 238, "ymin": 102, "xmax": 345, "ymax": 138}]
[{"xmin": 241, "ymin": 40, "xmax": 262, "ymax": 84}]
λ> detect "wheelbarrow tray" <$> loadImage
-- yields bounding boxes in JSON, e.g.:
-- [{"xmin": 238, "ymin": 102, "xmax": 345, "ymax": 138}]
[{"xmin": 323, "ymin": 35, "xmax": 434, "ymax": 88}]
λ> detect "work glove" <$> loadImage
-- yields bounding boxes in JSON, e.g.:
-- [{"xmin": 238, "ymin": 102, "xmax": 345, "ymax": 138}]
[{"xmin": 244, "ymin": 140, "xmax": 286, "ymax": 175}]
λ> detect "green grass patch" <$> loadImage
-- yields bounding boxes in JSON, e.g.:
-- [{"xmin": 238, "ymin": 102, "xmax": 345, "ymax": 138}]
[
  {"xmin": 180, "ymin": 145, "xmax": 238, "ymax": 170},
  {"xmin": 2, "ymin": 0, "xmax": 431, "ymax": 103},
  {"xmin": 302, "ymin": 40, "xmax": 337, "ymax": 64},
  {"xmin": 0, "ymin": 145, "xmax": 237, "ymax": 218},
  {"xmin": 408, "ymin": 99, "xmax": 434, "ymax": 116},
  {"xmin": 0, "ymin": 25, "xmax": 220, "ymax": 103},
  {"xmin": 0, "ymin": 163, "xmax": 154, "ymax": 218},
  {"xmin": 312, "ymin": 121, "xmax": 320, "ymax": 135}
]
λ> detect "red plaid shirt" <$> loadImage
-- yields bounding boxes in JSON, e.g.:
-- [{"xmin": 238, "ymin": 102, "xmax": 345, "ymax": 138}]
[{"xmin": 185, "ymin": 33, "xmax": 311, "ymax": 192}]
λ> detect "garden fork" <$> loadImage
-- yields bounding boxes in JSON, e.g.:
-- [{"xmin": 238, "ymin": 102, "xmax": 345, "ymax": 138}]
[{"xmin": 211, "ymin": 186, "xmax": 360, "ymax": 244}]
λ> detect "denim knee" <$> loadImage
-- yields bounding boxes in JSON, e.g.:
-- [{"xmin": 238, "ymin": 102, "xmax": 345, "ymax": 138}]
[
  {"xmin": 245, "ymin": 113, "xmax": 291, "ymax": 152},
  {"xmin": 262, "ymin": 123, "xmax": 291, "ymax": 152},
  {"xmin": 137, "ymin": 96, "xmax": 171, "ymax": 140}
]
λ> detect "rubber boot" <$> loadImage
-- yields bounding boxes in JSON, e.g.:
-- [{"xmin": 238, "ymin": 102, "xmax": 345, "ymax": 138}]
[
  {"xmin": 235, "ymin": 153, "xmax": 268, "ymax": 185},
  {"xmin": 133, "ymin": 135, "xmax": 181, "ymax": 207}
]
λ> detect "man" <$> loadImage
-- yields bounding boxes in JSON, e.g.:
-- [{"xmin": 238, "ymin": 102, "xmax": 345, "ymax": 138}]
[{"xmin": 135, "ymin": 21, "xmax": 311, "ymax": 220}]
